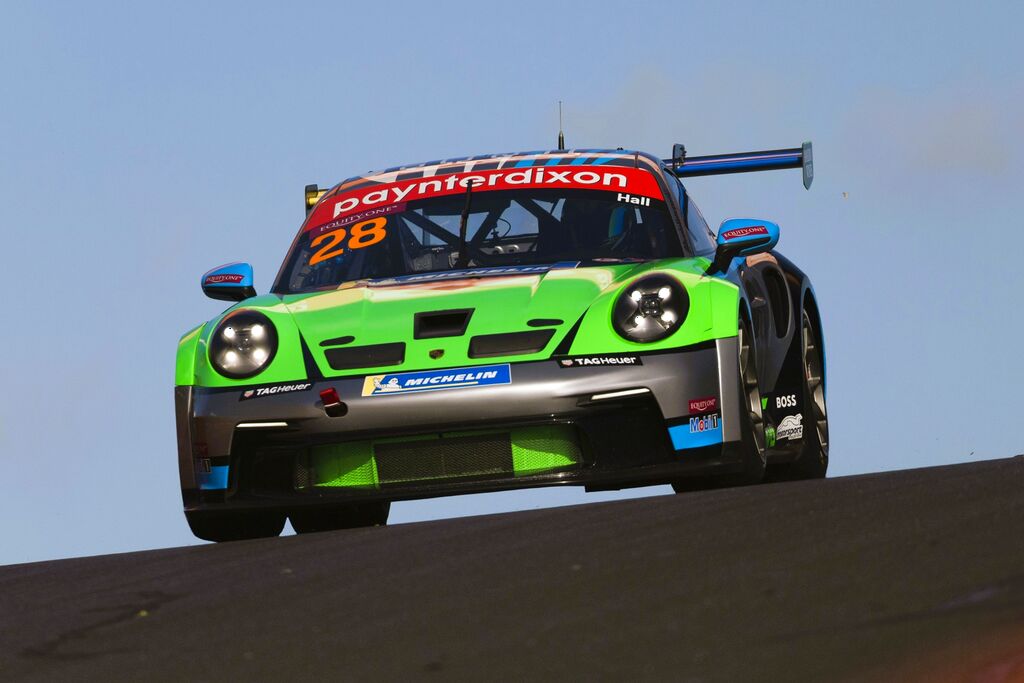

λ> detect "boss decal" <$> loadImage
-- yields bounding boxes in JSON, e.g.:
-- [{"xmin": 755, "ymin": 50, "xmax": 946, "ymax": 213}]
[
  {"xmin": 776, "ymin": 394, "xmax": 797, "ymax": 409},
  {"xmin": 558, "ymin": 354, "xmax": 643, "ymax": 368},
  {"xmin": 239, "ymin": 382, "xmax": 313, "ymax": 401}
]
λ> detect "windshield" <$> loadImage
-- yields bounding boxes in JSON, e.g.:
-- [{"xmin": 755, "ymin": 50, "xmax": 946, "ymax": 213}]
[{"xmin": 275, "ymin": 165, "xmax": 684, "ymax": 293}]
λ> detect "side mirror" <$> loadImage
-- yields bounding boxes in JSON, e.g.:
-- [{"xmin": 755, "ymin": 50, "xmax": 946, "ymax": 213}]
[
  {"xmin": 201, "ymin": 262, "xmax": 257, "ymax": 302},
  {"xmin": 708, "ymin": 219, "xmax": 780, "ymax": 274}
]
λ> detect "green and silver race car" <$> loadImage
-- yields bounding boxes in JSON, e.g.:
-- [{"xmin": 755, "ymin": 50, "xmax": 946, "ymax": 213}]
[{"xmin": 175, "ymin": 144, "xmax": 828, "ymax": 542}]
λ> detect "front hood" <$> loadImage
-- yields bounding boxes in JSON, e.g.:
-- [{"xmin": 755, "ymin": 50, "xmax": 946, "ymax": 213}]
[
  {"xmin": 185, "ymin": 259, "xmax": 740, "ymax": 388},
  {"xmin": 284, "ymin": 263, "xmax": 639, "ymax": 344},
  {"xmin": 277, "ymin": 259, "xmax": 731, "ymax": 377}
]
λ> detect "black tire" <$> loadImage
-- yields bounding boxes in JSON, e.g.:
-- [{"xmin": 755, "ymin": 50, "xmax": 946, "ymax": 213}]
[
  {"xmin": 186, "ymin": 510, "xmax": 286, "ymax": 543},
  {"xmin": 735, "ymin": 314, "xmax": 767, "ymax": 483},
  {"xmin": 290, "ymin": 501, "xmax": 391, "ymax": 534},
  {"xmin": 777, "ymin": 308, "xmax": 829, "ymax": 479},
  {"xmin": 673, "ymin": 314, "xmax": 765, "ymax": 492}
]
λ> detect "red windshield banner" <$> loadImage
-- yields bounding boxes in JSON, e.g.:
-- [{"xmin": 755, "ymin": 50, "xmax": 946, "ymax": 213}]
[{"xmin": 305, "ymin": 165, "xmax": 665, "ymax": 233}]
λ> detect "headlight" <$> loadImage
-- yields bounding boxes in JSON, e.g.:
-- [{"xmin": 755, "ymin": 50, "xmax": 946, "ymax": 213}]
[
  {"xmin": 209, "ymin": 310, "xmax": 278, "ymax": 379},
  {"xmin": 612, "ymin": 275, "xmax": 689, "ymax": 343}
]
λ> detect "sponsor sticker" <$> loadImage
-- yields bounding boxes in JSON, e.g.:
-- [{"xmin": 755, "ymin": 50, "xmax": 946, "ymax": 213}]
[
  {"xmin": 309, "ymin": 202, "xmax": 406, "ymax": 239},
  {"xmin": 559, "ymin": 354, "xmax": 643, "ymax": 368},
  {"xmin": 362, "ymin": 364, "xmax": 511, "ymax": 397},
  {"xmin": 777, "ymin": 414, "xmax": 804, "ymax": 440},
  {"xmin": 616, "ymin": 192, "xmax": 650, "ymax": 206},
  {"xmin": 306, "ymin": 165, "xmax": 664, "ymax": 232},
  {"xmin": 775, "ymin": 394, "xmax": 797, "ymax": 409},
  {"xmin": 239, "ymin": 382, "xmax": 313, "ymax": 401},
  {"xmin": 204, "ymin": 273, "xmax": 245, "ymax": 285},
  {"xmin": 721, "ymin": 225, "xmax": 769, "ymax": 241},
  {"xmin": 688, "ymin": 396, "xmax": 718, "ymax": 414},
  {"xmin": 668, "ymin": 412, "xmax": 723, "ymax": 450},
  {"xmin": 689, "ymin": 413, "xmax": 720, "ymax": 433}
]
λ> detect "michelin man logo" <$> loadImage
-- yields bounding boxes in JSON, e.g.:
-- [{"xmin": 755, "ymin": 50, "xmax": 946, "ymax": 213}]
[{"xmin": 373, "ymin": 377, "xmax": 402, "ymax": 393}]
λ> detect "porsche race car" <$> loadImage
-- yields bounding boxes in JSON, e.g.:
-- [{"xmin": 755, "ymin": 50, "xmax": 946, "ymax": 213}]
[{"xmin": 175, "ymin": 144, "xmax": 828, "ymax": 541}]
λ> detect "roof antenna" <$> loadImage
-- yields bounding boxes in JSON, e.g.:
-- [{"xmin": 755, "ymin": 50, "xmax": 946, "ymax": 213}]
[{"xmin": 557, "ymin": 101, "xmax": 566, "ymax": 151}]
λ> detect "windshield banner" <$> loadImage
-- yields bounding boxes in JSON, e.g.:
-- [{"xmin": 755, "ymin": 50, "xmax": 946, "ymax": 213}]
[{"xmin": 306, "ymin": 165, "xmax": 664, "ymax": 233}]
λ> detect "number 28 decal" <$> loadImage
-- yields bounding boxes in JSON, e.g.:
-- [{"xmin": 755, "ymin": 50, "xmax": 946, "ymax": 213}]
[{"xmin": 309, "ymin": 217, "xmax": 388, "ymax": 266}]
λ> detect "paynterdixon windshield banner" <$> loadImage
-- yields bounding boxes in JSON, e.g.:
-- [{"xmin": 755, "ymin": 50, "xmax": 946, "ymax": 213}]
[{"xmin": 306, "ymin": 166, "xmax": 664, "ymax": 233}]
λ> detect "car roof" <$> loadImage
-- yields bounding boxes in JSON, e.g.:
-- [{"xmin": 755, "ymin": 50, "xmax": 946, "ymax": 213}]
[{"xmin": 325, "ymin": 149, "xmax": 668, "ymax": 199}]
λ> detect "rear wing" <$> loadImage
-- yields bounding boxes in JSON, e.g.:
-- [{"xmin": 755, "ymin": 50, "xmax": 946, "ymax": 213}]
[{"xmin": 665, "ymin": 141, "xmax": 813, "ymax": 190}]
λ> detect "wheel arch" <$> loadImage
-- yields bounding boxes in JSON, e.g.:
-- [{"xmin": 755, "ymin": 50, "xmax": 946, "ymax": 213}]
[{"xmin": 800, "ymin": 286, "xmax": 826, "ymax": 398}]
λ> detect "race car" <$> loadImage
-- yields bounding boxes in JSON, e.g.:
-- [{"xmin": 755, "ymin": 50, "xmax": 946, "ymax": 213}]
[{"xmin": 175, "ymin": 144, "xmax": 828, "ymax": 541}]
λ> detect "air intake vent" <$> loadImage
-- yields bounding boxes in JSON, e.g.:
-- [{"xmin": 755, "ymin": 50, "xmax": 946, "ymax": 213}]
[
  {"xmin": 414, "ymin": 309, "xmax": 473, "ymax": 339},
  {"xmin": 325, "ymin": 342, "xmax": 405, "ymax": 370},
  {"xmin": 468, "ymin": 330, "xmax": 555, "ymax": 358},
  {"xmin": 375, "ymin": 433, "xmax": 514, "ymax": 484}
]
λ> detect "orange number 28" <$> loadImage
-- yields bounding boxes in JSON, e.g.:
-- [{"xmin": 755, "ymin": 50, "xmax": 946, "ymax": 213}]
[
  {"xmin": 308, "ymin": 217, "xmax": 388, "ymax": 265},
  {"xmin": 309, "ymin": 228, "xmax": 347, "ymax": 266}
]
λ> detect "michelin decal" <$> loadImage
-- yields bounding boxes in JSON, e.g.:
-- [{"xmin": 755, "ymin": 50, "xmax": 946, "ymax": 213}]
[{"xmin": 362, "ymin": 364, "xmax": 511, "ymax": 397}]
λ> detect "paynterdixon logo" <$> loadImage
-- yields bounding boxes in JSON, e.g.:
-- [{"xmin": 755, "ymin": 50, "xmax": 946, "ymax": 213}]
[{"xmin": 362, "ymin": 364, "xmax": 511, "ymax": 397}]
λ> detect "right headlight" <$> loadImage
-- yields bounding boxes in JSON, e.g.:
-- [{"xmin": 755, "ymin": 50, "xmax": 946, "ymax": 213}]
[
  {"xmin": 209, "ymin": 310, "xmax": 278, "ymax": 379},
  {"xmin": 612, "ymin": 274, "xmax": 689, "ymax": 343}
]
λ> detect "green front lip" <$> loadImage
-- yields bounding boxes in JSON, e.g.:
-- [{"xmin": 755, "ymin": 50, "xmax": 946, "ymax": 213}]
[{"xmin": 177, "ymin": 259, "xmax": 739, "ymax": 388}]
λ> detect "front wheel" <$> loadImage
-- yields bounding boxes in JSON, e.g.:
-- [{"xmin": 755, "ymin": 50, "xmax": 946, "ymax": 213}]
[
  {"xmin": 290, "ymin": 502, "xmax": 391, "ymax": 534},
  {"xmin": 673, "ymin": 315, "xmax": 765, "ymax": 492},
  {"xmin": 186, "ymin": 510, "xmax": 286, "ymax": 543}
]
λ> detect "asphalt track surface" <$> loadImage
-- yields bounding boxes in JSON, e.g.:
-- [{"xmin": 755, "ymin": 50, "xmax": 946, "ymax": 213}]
[{"xmin": 2, "ymin": 457, "xmax": 1024, "ymax": 682}]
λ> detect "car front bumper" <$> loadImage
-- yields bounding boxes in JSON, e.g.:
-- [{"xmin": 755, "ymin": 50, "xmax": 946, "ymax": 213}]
[{"xmin": 176, "ymin": 338, "xmax": 745, "ymax": 512}]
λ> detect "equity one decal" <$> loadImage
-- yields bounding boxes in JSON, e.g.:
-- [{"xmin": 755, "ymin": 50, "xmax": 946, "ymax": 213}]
[
  {"xmin": 307, "ymin": 166, "xmax": 663, "ymax": 231},
  {"xmin": 688, "ymin": 396, "xmax": 718, "ymax": 414},
  {"xmin": 721, "ymin": 225, "xmax": 768, "ymax": 240},
  {"xmin": 205, "ymin": 274, "xmax": 245, "ymax": 285}
]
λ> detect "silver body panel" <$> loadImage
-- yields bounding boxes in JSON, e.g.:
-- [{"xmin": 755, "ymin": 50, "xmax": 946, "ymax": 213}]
[{"xmin": 176, "ymin": 338, "xmax": 745, "ymax": 502}]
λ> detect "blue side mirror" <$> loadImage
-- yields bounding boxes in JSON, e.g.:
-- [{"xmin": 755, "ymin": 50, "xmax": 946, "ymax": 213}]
[
  {"xmin": 201, "ymin": 262, "xmax": 257, "ymax": 302},
  {"xmin": 708, "ymin": 219, "xmax": 780, "ymax": 274}
]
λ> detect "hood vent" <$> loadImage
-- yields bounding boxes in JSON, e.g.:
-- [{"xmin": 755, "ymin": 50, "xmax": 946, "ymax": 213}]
[
  {"xmin": 468, "ymin": 330, "xmax": 555, "ymax": 358},
  {"xmin": 414, "ymin": 309, "xmax": 473, "ymax": 339},
  {"xmin": 325, "ymin": 342, "xmax": 405, "ymax": 371}
]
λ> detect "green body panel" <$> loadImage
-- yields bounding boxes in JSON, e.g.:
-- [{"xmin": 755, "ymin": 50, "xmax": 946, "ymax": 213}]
[
  {"xmin": 175, "ymin": 324, "xmax": 204, "ymax": 386},
  {"xmin": 311, "ymin": 441, "xmax": 378, "ymax": 488},
  {"xmin": 510, "ymin": 425, "xmax": 582, "ymax": 476},
  {"xmin": 177, "ymin": 259, "xmax": 740, "ymax": 388},
  {"xmin": 308, "ymin": 425, "xmax": 581, "ymax": 488}
]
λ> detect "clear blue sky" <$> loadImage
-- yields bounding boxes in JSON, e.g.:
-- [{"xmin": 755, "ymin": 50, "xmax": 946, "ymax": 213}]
[{"xmin": 2, "ymin": 1, "xmax": 1022, "ymax": 565}]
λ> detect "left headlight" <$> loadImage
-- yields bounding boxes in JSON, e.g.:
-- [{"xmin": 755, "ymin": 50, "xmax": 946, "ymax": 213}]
[
  {"xmin": 612, "ymin": 274, "xmax": 689, "ymax": 343},
  {"xmin": 209, "ymin": 310, "xmax": 278, "ymax": 379}
]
